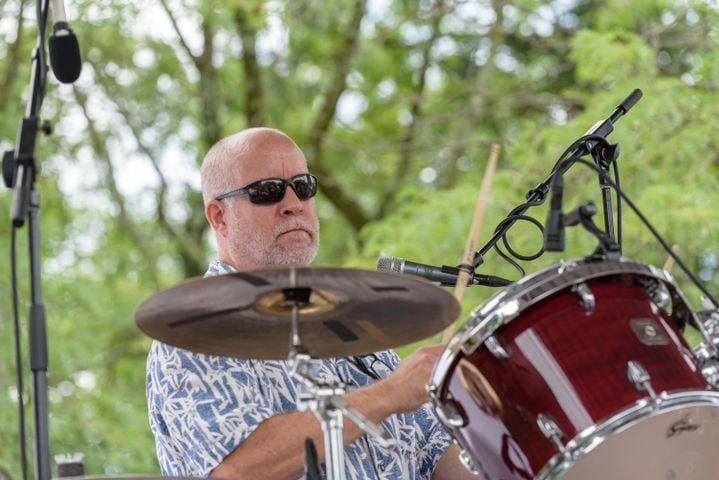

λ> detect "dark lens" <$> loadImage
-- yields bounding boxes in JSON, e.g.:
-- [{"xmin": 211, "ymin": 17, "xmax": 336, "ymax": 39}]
[
  {"xmin": 290, "ymin": 174, "xmax": 317, "ymax": 200},
  {"xmin": 248, "ymin": 179, "xmax": 286, "ymax": 204}
]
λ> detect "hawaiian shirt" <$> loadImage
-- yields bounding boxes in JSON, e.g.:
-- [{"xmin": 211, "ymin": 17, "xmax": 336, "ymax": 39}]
[{"xmin": 146, "ymin": 260, "xmax": 451, "ymax": 479}]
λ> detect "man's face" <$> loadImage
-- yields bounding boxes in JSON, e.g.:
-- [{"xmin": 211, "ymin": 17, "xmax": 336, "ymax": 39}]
[{"xmin": 217, "ymin": 137, "xmax": 320, "ymax": 269}]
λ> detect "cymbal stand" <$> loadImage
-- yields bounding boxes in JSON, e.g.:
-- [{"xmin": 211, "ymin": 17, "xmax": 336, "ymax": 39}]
[{"xmin": 282, "ymin": 275, "xmax": 394, "ymax": 480}]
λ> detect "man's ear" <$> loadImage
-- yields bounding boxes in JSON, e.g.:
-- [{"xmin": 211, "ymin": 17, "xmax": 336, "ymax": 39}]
[{"xmin": 205, "ymin": 200, "xmax": 228, "ymax": 237}]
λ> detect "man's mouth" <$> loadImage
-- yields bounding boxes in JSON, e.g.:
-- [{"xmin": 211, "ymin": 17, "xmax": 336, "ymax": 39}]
[{"xmin": 278, "ymin": 228, "xmax": 310, "ymax": 238}]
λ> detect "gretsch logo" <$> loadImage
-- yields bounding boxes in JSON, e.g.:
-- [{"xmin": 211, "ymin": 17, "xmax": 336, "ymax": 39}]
[{"xmin": 667, "ymin": 415, "xmax": 699, "ymax": 438}]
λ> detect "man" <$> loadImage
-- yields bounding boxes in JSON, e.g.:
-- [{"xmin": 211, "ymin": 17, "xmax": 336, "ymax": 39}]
[{"xmin": 146, "ymin": 128, "xmax": 479, "ymax": 479}]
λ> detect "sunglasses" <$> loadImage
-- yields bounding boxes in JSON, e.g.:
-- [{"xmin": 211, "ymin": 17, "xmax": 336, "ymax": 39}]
[{"xmin": 214, "ymin": 173, "xmax": 318, "ymax": 204}]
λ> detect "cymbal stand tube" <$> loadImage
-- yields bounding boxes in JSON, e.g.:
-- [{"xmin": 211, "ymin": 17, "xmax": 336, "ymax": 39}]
[
  {"xmin": 290, "ymin": 352, "xmax": 347, "ymax": 480},
  {"xmin": 290, "ymin": 353, "xmax": 396, "ymax": 480}
]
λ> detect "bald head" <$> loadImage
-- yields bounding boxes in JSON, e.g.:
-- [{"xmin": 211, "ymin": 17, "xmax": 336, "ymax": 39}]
[
  {"xmin": 201, "ymin": 127, "xmax": 319, "ymax": 269},
  {"xmin": 201, "ymin": 128, "xmax": 307, "ymax": 205}
]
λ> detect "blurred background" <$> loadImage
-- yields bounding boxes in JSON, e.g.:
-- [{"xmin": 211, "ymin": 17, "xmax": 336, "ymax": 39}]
[{"xmin": 1, "ymin": 0, "xmax": 718, "ymax": 476}]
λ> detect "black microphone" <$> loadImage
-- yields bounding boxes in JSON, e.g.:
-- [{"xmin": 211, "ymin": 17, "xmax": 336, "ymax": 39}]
[
  {"xmin": 49, "ymin": 0, "xmax": 82, "ymax": 84},
  {"xmin": 376, "ymin": 256, "xmax": 512, "ymax": 287},
  {"xmin": 543, "ymin": 174, "xmax": 564, "ymax": 252},
  {"xmin": 582, "ymin": 88, "xmax": 643, "ymax": 152},
  {"xmin": 563, "ymin": 202, "xmax": 597, "ymax": 227}
]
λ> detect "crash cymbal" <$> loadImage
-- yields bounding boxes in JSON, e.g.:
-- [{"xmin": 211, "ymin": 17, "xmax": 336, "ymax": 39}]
[{"xmin": 135, "ymin": 266, "xmax": 459, "ymax": 359}]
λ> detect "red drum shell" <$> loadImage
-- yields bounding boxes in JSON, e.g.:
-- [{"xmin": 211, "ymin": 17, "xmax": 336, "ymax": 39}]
[{"xmin": 431, "ymin": 260, "xmax": 715, "ymax": 480}]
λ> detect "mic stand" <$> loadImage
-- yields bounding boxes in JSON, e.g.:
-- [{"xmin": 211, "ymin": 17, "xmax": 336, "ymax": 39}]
[
  {"xmin": 471, "ymin": 89, "xmax": 641, "ymax": 268},
  {"xmin": 3, "ymin": 2, "xmax": 53, "ymax": 480},
  {"xmin": 282, "ymin": 276, "xmax": 395, "ymax": 480},
  {"xmin": 590, "ymin": 142, "xmax": 621, "ymax": 250}
]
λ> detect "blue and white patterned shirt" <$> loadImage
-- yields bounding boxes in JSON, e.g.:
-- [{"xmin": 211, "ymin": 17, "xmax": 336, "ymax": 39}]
[{"xmin": 146, "ymin": 260, "xmax": 450, "ymax": 479}]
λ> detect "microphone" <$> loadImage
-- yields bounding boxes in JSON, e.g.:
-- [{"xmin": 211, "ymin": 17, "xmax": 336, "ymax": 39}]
[
  {"xmin": 49, "ymin": 0, "xmax": 82, "ymax": 83},
  {"xmin": 581, "ymin": 88, "xmax": 643, "ymax": 153},
  {"xmin": 563, "ymin": 202, "xmax": 597, "ymax": 227},
  {"xmin": 543, "ymin": 174, "xmax": 564, "ymax": 252},
  {"xmin": 376, "ymin": 256, "xmax": 512, "ymax": 287}
]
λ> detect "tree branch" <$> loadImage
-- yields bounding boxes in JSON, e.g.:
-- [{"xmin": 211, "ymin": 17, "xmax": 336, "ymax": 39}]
[
  {"xmin": 233, "ymin": 5, "xmax": 265, "ymax": 127},
  {"xmin": 158, "ymin": 0, "xmax": 199, "ymax": 66},
  {"xmin": 0, "ymin": 1, "xmax": 26, "ymax": 114},
  {"xmin": 302, "ymin": 0, "xmax": 370, "ymax": 230},
  {"xmin": 197, "ymin": 15, "xmax": 221, "ymax": 151},
  {"xmin": 376, "ymin": 1, "xmax": 445, "ymax": 218},
  {"xmin": 101, "ymin": 94, "xmax": 208, "ymax": 275},
  {"xmin": 71, "ymin": 86, "xmax": 161, "ymax": 289}
]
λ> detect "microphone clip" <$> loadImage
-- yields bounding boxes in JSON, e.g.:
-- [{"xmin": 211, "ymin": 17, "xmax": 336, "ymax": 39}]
[
  {"xmin": 564, "ymin": 202, "xmax": 621, "ymax": 261},
  {"xmin": 592, "ymin": 142, "xmax": 620, "ymax": 171}
]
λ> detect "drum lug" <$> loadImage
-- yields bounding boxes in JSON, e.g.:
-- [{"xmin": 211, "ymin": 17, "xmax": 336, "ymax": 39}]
[
  {"xmin": 640, "ymin": 277, "xmax": 672, "ymax": 311},
  {"xmin": 700, "ymin": 358, "xmax": 719, "ymax": 388},
  {"xmin": 627, "ymin": 360, "xmax": 658, "ymax": 400},
  {"xmin": 458, "ymin": 448, "xmax": 481, "ymax": 475},
  {"xmin": 537, "ymin": 413, "xmax": 566, "ymax": 453},
  {"xmin": 436, "ymin": 397, "xmax": 466, "ymax": 428},
  {"xmin": 571, "ymin": 282, "xmax": 595, "ymax": 312},
  {"xmin": 485, "ymin": 335, "xmax": 511, "ymax": 359},
  {"xmin": 693, "ymin": 340, "xmax": 719, "ymax": 388}
]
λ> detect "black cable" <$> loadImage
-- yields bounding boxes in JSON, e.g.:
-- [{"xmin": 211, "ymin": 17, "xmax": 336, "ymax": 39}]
[
  {"xmin": 499, "ymin": 214, "xmax": 545, "ymax": 262},
  {"xmin": 493, "ymin": 242, "xmax": 525, "ymax": 277},
  {"xmin": 11, "ymin": 226, "xmax": 29, "ymax": 480},
  {"xmin": 572, "ymin": 158, "xmax": 719, "ymax": 308}
]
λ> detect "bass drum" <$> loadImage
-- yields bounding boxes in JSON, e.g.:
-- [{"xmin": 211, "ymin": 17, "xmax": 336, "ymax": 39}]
[{"xmin": 429, "ymin": 258, "xmax": 719, "ymax": 479}]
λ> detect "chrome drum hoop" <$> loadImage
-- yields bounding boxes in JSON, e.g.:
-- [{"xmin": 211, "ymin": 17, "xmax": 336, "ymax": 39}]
[{"xmin": 536, "ymin": 390, "xmax": 719, "ymax": 480}]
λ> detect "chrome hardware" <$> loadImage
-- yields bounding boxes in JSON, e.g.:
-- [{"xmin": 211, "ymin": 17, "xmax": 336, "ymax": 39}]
[
  {"xmin": 485, "ymin": 335, "xmax": 510, "ymax": 359},
  {"xmin": 693, "ymin": 340, "xmax": 719, "ymax": 388},
  {"xmin": 572, "ymin": 282, "xmax": 595, "ymax": 312},
  {"xmin": 458, "ymin": 448, "xmax": 481, "ymax": 475},
  {"xmin": 627, "ymin": 360, "xmax": 657, "ymax": 400},
  {"xmin": 557, "ymin": 258, "xmax": 579, "ymax": 275},
  {"xmin": 537, "ymin": 413, "xmax": 566, "ymax": 453},
  {"xmin": 641, "ymin": 277, "xmax": 672, "ymax": 311},
  {"xmin": 435, "ymin": 398, "xmax": 466, "ymax": 428},
  {"xmin": 701, "ymin": 359, "xmax": 719, "ymax": 388},
  {"xmin": 461, "ymin": 300, "xmax": 519, "ymax": 355},
  {"xmin": 699, "ymin": 309, "xmax": 719, "ymax": 342}
]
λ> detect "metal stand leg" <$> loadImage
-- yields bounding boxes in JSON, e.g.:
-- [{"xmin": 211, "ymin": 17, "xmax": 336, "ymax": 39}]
[
  {"xmin": 322, "ymin": 406, "xmax": 346, "ymax": 480},
  {"xmin": 282, "ymin": 280, "xmax": 395, "ymax": 480},
  {"xmin": 291, "ymin": 354, "xmax": 395, "ymax": 480}
]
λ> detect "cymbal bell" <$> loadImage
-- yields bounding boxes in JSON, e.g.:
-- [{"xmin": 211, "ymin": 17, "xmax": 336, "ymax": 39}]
[{"xmin": 135, "ymin": 266, "xmax": 459, "ymax": 360}]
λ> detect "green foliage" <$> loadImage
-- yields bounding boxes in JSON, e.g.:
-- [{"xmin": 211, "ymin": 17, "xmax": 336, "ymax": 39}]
[
  {"xmin": 571, "ymin": 30, "xmax": 657, "ymax": 87},
  {"xmin": 1, "ymin": 0, "xmax": 719, "ymax": 477}
]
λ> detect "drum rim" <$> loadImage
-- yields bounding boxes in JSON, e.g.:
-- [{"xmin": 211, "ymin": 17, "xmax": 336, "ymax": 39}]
[{"xmin": 536, "ymin": 390, "xmax": 719, "ymax": 479}]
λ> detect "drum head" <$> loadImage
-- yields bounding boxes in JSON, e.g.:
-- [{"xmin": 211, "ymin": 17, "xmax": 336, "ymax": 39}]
[{"xmin": 553, "ymin": 403, "xmax": 719, "ymax": 479}]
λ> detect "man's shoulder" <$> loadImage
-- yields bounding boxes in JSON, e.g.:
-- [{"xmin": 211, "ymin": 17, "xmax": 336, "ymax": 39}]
[{"xmin": 205, "ymin": 259, "xmax": 236, "ymax": 277}]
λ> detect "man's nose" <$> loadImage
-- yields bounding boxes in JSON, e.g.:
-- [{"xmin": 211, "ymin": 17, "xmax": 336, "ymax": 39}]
[{"xmin": 280, "ymin": 187, "xmax": 304, "ymax": 216}]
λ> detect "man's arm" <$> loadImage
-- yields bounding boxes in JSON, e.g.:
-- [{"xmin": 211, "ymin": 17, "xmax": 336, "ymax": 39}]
[{"xmin": 211, "ymin": 345, "xmax": 445, "ymax": 480}]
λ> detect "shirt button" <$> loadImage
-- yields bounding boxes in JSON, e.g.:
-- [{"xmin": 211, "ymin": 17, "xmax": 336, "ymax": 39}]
[{"xmin": 378, "ymin": 462, "xmax": 385, "ymax": 472}]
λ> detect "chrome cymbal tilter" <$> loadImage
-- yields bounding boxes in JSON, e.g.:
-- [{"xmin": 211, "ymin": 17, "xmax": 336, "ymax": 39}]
[{"xmin": 284, "ymin": 268, "xmax": 395, "ymax": 480}]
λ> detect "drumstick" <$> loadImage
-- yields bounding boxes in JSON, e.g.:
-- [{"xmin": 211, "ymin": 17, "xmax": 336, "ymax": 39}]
[
  {"xmin": 663, "ymin": 244, "xmax": 680, "ymax": 273},
  {"xmin": 441, "ymin": 144, "xmax": 500, "ymax": 344}
]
